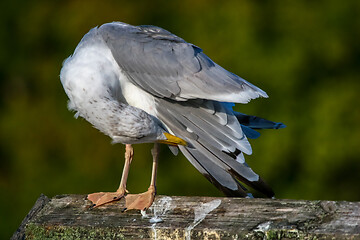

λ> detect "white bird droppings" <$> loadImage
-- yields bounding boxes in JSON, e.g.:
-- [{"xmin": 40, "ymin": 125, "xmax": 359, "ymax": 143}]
[
  {"xmin": 140, "ymin": 210, "xmax": 148, "ymax": 218},
  {"xmin": 145, "ymin": 196, "xmax": 173, "ymax": 240},
  {"xmin": 149, "ymin": 196, "xmax": 173, "ymax": 224},
  {"xmin": 185, "ymin": 199, "xmax": 222, "ymax": 240},
  {"xmin": 254, "ymin": 221, "xmax": 272, "ymax": 232}
]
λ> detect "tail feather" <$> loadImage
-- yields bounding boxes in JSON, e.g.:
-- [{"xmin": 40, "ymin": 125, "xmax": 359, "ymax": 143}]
[
  {"xmin": 235, "ymin": 112, "xmax": 286, "ymax": 129},
  {"xmin": 156, "ymin": 98, "xmax": 275, "ymax": 198},
  {"xmin": 241, "ymin": 125, "xmax": 261, "ymax": 139}
]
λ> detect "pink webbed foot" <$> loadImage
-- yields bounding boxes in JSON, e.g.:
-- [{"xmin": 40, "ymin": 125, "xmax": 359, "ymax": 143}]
[
  {"xmin": 87, "ymin": 188, "xmax": 127, "ymax": 208},
  {"xmin": 124, "ymin": 186, "xmax": 156, "ymax": 211}
]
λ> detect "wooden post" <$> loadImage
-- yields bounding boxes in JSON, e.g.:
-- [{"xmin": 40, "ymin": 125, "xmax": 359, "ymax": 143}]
[{"xmin": 12, "ymin": 194, "xmax": 360, "ymax": 239}]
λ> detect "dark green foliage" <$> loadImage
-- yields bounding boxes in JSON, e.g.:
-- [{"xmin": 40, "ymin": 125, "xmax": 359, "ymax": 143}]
[{"xmin": 1, "ymin": 1, "xmax": 359, "ymax": 239}]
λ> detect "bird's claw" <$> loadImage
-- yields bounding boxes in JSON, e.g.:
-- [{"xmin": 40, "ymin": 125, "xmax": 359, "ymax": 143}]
[{"xmin": 88, "ymin": 203, "xmax": 96, "ymax": 209}]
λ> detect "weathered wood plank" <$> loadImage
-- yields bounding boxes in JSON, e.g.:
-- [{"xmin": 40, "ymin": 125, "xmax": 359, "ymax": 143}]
[
  {"xmin": 11, "ymin": 194, "xmax": 50, "ymax": 240},
  {"xmin": 14, "ymin": 194, "xmax": 360, "ymax": 239}
]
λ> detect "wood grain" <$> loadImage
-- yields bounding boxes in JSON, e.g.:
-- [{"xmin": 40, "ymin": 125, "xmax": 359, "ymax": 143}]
[{"xmin": 13, "ymin": 194, "xmax": 360, "ymax": 239}]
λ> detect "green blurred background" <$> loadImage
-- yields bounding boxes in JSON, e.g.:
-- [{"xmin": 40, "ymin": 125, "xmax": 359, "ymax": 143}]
[{"xmin": 1, "ymin": 0, "xmax": 360, "ymax": 238}]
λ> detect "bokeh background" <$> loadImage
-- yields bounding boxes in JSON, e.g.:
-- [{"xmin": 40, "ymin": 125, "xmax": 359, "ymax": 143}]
[{"xmin": 1, "ymin": 0, "xmax": 360, "ymax": 238}]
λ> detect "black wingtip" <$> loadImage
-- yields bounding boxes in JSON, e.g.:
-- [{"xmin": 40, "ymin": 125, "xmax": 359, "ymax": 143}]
[
  {"xmin": 256, "ymin": 177, "xmax": 275, "ymax": 198},
  {"xmin": 229, "ymin": 169, "xmax": 275, "ymax": 198}
]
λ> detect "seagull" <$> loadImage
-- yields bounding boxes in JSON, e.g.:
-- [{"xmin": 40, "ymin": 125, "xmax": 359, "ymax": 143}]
[{"xmin": 60, "ymin": 22, "xmax": 285, "ymax": 211}]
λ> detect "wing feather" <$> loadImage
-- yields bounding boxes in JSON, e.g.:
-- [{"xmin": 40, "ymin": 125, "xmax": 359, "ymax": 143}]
[
  {"xmin": 156, "ymin": 98, "xmax": 274, "ymax": 197},
  {"xmin": 98, "ymin": 22, "xmax": 268, "ymax": 103}
]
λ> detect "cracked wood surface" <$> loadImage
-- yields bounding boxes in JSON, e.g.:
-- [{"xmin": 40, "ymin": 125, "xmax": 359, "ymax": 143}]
[{"xmin": 13, "ymin": 194, "xmax": 360, "ymax": 239}]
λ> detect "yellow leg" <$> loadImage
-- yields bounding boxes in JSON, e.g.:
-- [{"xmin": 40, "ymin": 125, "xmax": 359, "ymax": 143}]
[
  {"xmin": 87, "ymin": 144, "xmax": 133, "ymax": 208},
  {"xmin": 125, "ymin": 143, "xmax": 159, "ymax": 211}
]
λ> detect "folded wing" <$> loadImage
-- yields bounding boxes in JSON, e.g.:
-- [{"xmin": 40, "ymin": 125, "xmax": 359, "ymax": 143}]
[{"xmin": 98, "ymin": 22, "xmax": 268, "ymax": 103}]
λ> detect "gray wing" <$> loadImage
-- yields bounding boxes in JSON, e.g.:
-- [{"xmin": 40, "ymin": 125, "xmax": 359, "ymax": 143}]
[
  {"xmin": 155, "ymin": 98, "xmax": 274, "ymax": 197},
  {"xmin": 98, "ymin": 22, "xmax": 268, "ymax": 103}
]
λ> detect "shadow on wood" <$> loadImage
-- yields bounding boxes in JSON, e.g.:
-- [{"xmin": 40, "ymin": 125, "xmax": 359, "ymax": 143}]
[{"xmin": 12, "ymin": 194, "xmax": 360, "ymax": 239}]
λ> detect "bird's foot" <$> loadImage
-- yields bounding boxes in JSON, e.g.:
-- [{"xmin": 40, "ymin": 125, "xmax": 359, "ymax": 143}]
[
  {"xmin": 124, "ymin": 186, "xmax": 156, "ymax": 211},
  {"xmin": 87, "ymin": 188, "xmax": 127, "ymax": 208}
]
